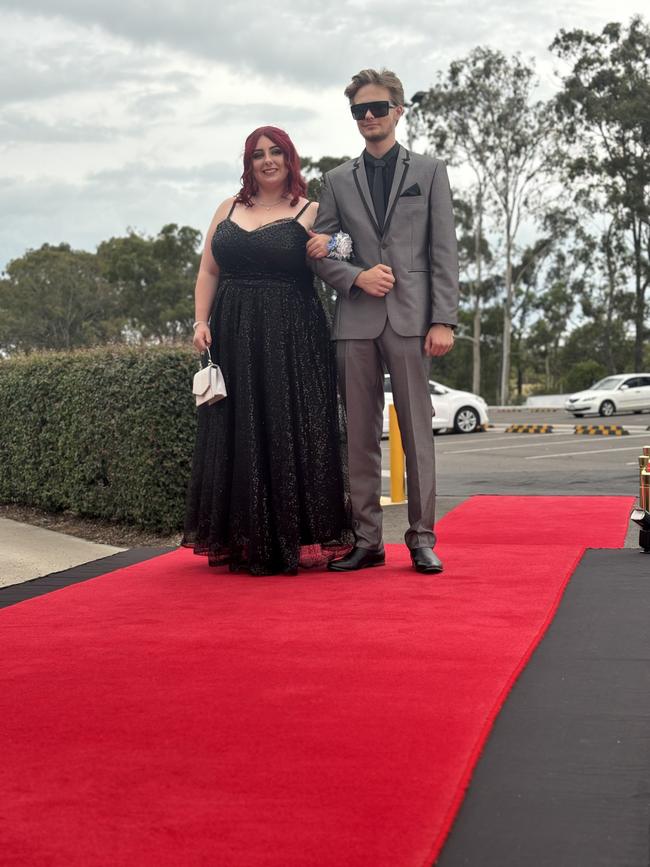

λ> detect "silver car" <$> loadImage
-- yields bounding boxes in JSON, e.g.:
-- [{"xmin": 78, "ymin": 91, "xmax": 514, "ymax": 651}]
[{"xmin": 565, "ymin": 373, "xmax": 650, "ymax": 417}]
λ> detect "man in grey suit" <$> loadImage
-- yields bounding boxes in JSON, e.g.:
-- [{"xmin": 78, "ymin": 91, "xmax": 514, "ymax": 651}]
[{"xmin": 308, "ymin": 68, "xmax": 459, "ymax": 573}]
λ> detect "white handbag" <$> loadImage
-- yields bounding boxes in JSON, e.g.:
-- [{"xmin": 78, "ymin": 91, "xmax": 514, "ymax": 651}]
[{"xmin": 192, "ymin": 351, "xmax": 227, "ymax": 407}]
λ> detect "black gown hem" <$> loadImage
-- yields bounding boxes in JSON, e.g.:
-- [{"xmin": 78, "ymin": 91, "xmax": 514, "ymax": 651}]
[{"xmin": 180, "ymin": 535, "xmax": 353, "ymax": 577}]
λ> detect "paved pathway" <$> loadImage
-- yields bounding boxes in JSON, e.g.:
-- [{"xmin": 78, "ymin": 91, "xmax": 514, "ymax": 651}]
[{"xmin": 0, "ymin": 518, "xmax": 125, "ymax": 588}]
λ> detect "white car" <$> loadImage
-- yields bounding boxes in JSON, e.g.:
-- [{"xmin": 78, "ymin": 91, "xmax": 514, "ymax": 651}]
[
  {"xmin": 382, "ymin": 375, "xmax": 489, "ymax": 435},
  {"xmin": 565, "ymin": 373, "xmax": 650, "ymax": 417}
]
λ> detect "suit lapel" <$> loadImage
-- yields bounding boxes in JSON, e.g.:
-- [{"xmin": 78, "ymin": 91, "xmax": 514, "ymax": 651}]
[
  {"xmin": 352, "ymin": 154, "xmax": 381, "ymax": 239},
  {"xmin": 382, "ymin": 146, "xmax": 411, "ymax": 237},
  {"xmin": 352, "ymin": 147, "xmax": 412, "ymax": 239}
]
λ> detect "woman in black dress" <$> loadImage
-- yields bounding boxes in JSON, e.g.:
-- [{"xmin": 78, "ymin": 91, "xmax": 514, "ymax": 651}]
[{"xmin": 183, "ymin": 126, "xmax": 350, "ymax": 575}]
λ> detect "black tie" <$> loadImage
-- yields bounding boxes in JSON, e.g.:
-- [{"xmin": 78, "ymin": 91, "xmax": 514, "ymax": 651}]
[{"xmin": 369, "ymin": 157, "xmax": 386, "ymax": 229}]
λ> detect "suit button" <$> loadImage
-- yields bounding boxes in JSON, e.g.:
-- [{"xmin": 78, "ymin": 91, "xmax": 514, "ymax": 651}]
[{"xmin": 381, "ymin": 242, "xmax": 388, "ymax": 249}]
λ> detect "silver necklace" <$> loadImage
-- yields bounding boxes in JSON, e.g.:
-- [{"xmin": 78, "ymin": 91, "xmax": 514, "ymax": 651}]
[{"xmin": 253, "ymin": 196, "xmax": 286, "ymax": 211}]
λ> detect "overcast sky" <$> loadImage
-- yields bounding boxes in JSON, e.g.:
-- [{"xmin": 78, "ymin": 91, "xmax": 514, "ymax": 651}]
[{"xmin": 0, "ymin": 0, "xmax": 645, "ymax": 271}]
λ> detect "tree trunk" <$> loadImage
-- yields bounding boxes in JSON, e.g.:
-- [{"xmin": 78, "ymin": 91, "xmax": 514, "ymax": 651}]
[
  {"xmin": 499, "ymin": 229, "xmax": 513, "ymax": 405},
  {"xmin": 500, "ymin": 306, "xmax": 511, "ymax": 405},
  {"xmin": 632, "ymin": 220, "xmax": 644, "ymax": 370},
  {"xmin": 472, "ymin": 302, "xmax": 481, "ymax": 395},
  {"xmin": 603, "ymin": 222, "xmax": 616, "ymax": 373},
  {"xmin": 472, "ymin": 188, "xmax": 483, "ymax": 395},
  {"xmin": 545, "ymin": 354, "xmax": 551, "ymax": 392}
]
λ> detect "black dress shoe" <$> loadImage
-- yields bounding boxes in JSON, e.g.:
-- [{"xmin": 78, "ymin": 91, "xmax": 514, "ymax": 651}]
[
  {"xmin": 410, "ymin": 547, "xmax": 443, "ymax": 574},
  {"xmin": 328, "ymin": 546, "xmax": 385, "ymax": 572}
]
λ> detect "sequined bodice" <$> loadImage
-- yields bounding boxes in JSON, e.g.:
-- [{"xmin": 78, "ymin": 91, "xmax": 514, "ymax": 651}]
[{"xmin": 212, "ymin": 218, "xmax": 312, "ymax": 283}]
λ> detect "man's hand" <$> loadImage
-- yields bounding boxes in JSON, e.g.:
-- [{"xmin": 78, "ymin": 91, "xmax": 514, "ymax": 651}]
[
  {"xmin": 424, "ymin": 324, "xmax": 455, "ymax": 357},
  {"xmin": 354, "ymin": 265, "xmax": 395, "ymax": 297},
  {"xmin": 306, "ymin": 230, "xmax": 331, "ymax": 259}
]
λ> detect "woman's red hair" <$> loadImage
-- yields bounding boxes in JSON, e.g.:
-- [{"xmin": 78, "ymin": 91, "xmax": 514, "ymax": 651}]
[{"xmin": 236, "ymin": 126, "xmax": 307, "ymax": 207}]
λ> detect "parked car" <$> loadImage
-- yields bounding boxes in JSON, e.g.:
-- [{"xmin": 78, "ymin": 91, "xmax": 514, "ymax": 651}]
[
  {"xmin": 382, "ymin": 375, "xmax": 489, "ymax": 435},
  {"xmin": 565, "ymin": 373, "xmax": 650, "ymax": 417}
]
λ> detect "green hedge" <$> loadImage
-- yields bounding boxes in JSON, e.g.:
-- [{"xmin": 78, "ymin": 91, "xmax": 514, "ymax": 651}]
[{"xmin": 0, "ymin": 345, "xmax": 199, "ymax": 532}]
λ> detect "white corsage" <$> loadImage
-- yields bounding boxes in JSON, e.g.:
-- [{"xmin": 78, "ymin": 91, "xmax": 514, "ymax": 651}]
[{"xmin": 326, "ymin": 232, "xmax": 353, "ymax": 261}]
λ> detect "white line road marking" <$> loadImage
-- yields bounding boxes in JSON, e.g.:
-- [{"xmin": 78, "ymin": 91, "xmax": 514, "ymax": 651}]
[
  {"xmin": 527, "ymin": 443, "xmax": 649, "ymax": 460},
  {"xmin": 439, "ymin": 431, "xmax": 650, "ymax": 458},
  {"xmin": 439, "ymin": 435, "xmax": 581, "ymax": 455}
]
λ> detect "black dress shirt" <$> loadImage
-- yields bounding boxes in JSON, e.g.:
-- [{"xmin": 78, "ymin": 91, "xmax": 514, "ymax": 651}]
[{"xmin": 363, "ymin": 141, "xmax": 401, "ymax": 215}]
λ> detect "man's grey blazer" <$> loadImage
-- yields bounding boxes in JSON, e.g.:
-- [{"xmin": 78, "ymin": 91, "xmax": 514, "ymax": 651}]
[{"xmin": 312, "ymin": 146, "xmax": 459, "ymax": 340}]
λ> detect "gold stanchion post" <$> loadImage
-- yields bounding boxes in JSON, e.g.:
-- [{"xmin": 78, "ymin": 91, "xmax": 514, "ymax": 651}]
[
  {"xmin": 642, "ymin": 463, "xmax": 650, "ymax": 512},
  {"xmin": 388, "ymin": 404, "xmax": 406, "ymax": 504},
  {"xmin": 631, "ymin": 445, "xmax": 650, "ymax": 551},
  {"xmin": 639, "ymin": 455, "xmax": 649, "ymax": 510}
]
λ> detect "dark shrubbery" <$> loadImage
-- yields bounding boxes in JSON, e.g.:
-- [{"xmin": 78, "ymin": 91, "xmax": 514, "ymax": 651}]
[{"xmin": 0, "ymin": 345, "xmax": 199, "ymax": 533}]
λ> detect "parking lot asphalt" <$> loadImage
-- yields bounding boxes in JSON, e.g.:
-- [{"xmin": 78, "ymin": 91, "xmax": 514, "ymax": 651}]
[
  {"xmin": 380, "ymin": 407, "xmax": 649, "ymax": 549},
  {"xmin": 435, "ymin": 429, "xmax": 648, "ymax": 497},
  {"xmin": 383, "ymin": 408, "xmax": 650, "ymax": 497}
]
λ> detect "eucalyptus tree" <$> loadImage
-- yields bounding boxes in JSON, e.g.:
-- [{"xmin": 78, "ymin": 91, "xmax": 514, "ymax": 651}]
[
  {"xmin": 574, "ymin": 215, "xmax": 631, "ymax": 374},
  {"xmin": 0, "ymin": 244, "xmax": 121, "ymax": 354},
  {"xmin": 411, "ymin": 67, "xmax": 493, "ymax": 397},
  {"xmin": 551, "ymin": 16, "xmax": 650, "ymax": 369},
  {"xmin": 452, "ymin": 192, "xmax": 494, "ymax": 393},
  {"xmin": 97, "ymin": 223, "xmax": 201, "ymax": 343},
  {"xmin": 300, "ymin": 156, "xmax": 351, "ymax": 203},
  {"xmin": 414, "ymin": 48, "xmax": 555, "ymax": 403},
  {"xmin": 525, "ymin": 261, "xmax": 577, "ymax": 393}
]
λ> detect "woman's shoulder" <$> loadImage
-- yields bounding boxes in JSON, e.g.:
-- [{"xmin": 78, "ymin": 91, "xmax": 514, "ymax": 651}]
[
  {"xmin": 296, "ymin": 198, "xmax": 318, "ymax": 228},
  {"xmin": 215, "ymin": 195, "xmax": 238, "ymax": 220},
  {"xmin": 207, "ymin": 196, "xmax": 242, "ymax": 234}
]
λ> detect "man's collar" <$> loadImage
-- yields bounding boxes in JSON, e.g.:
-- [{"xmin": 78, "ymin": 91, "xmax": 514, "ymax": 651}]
[{"xmin": 363, "ymin": 141, "xmax": 400, "ymax": 163}]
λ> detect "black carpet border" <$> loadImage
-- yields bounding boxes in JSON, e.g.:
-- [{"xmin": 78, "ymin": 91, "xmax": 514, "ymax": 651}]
[
  {"xmin": 435, "ymin": 546, "xmax": 650, "ymax": 867},
  {"xmin": 0, "ymin": 547, "xmax": 175, "ymax": 608}
]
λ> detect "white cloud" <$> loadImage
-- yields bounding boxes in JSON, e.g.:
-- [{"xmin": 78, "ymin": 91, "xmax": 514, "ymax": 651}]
[
  {"xmin": 0, "ymin": 159, "xmax": 238, "ymax": 270},
  {"xmin": 1, "ymin": 0, "xmax": 642, "ymax": 88},
  {"xmin": 0, "ymin": 110, "xmax": 117, "ymax": 143},
  {"xmin": 0, "ymin": 0, "xmax": 646, "ymax": 267}
]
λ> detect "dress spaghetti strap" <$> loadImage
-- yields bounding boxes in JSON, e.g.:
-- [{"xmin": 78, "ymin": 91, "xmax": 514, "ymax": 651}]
[
  {"xmin": 293, "ymin": 201, "xmax": 312, "ymax": 222},
  {"xmin": 227, "ymin": 198, "xmax": 238, "ymax": 218}
]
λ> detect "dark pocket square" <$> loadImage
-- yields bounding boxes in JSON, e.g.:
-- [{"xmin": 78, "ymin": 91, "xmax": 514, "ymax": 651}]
[{"xmin": 400, "ymin": 183, "xmax": 422, "ymax": 197}]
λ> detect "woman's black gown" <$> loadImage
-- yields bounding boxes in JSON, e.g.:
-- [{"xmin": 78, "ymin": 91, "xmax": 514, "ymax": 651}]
[{"xmin": 183, "ymin": 208, "xmax": 351, "ymax": 575}]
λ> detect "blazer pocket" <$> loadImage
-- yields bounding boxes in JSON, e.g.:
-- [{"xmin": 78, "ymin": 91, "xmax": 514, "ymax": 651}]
[{"xmin": 399, "ymin": 195, "xmax": 425, "ymax": 204}]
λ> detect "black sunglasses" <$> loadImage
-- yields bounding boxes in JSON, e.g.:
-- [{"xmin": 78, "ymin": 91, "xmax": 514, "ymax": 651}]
[{"xmin": 350, "ymin": 100, "xmax": 397, "ymax": 121}]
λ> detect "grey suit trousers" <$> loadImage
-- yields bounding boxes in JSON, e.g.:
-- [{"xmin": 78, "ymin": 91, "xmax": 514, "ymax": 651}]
[{"xmin": 336, "ymin": 320, "xmax": 436, "ymax": 550}]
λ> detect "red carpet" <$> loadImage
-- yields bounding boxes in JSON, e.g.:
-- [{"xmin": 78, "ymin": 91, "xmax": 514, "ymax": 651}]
[{"xmin": 0, "ymin": 496, "xmax": 632, "ymax": 866}]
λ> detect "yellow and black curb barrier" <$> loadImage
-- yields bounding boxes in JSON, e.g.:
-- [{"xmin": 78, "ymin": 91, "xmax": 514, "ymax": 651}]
[
  {"xmin": 574, "ymin": 424, "xmax": 629, "ymax": 436},
  {"xmin": 505, "ymin": 424, "xmax": 554, "ymax": 434}
]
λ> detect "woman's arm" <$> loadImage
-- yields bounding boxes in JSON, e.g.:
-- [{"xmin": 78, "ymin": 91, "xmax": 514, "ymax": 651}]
[
  {"xmin": 192, "ymin": 197, "xmax": 234, "ymax": 352},
  {"xmin": 300, "ymin": 202, "xmax": 330, "ymax": 259},
  {"xmin": 309, "ymin": 174, "xmax": 363, "ymax": 294}
]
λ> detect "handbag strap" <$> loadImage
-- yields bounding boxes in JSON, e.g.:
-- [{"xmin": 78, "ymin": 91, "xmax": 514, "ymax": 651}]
[{"xmin": 199, "ymin": 346, "xmax": 215, "ymax": 369}]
